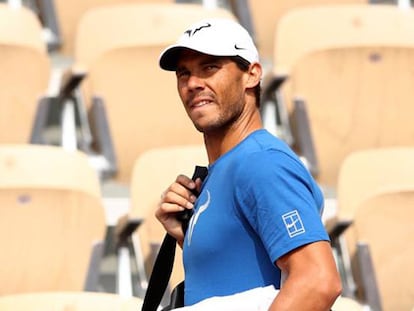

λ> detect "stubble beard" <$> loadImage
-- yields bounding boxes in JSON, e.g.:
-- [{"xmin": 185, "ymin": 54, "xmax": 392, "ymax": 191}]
[{"xmin": 191, "ymin": 101, "xmax": 244, "ymax": 136}]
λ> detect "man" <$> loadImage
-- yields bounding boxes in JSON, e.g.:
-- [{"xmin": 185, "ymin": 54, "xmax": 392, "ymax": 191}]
[{"xmin": 155, "ymin": 18, "xmax": 341, "ymax": 310}]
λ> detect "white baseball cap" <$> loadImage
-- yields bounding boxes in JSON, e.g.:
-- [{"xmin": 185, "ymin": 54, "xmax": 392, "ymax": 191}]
[{"xmin": 159, "ymin": 18, "xmax": 259, "ymax": 71}]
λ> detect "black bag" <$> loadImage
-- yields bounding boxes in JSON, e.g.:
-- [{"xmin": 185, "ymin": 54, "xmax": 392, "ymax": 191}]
[{"xmin": 141, "ymin": 166, "xmax": 208, "ymax": 311}]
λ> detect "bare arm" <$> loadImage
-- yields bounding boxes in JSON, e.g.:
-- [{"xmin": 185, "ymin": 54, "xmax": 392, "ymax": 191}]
[
  {"xmin": 268, "ymin": 241, "xmax": 342, "ymax": 311},
  {"xmin": 155, "ymin": 174, "xmax": 202, "ymax": 247}
]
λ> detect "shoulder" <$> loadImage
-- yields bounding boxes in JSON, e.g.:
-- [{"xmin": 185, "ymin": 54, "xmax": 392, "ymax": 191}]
[
  {"xmin": 232, "ymin": 130, "xmax": 323, "ymax": 210},
  {"xmin": 234, "ymin": 130, "xmax": 311, "ymax": 183}
]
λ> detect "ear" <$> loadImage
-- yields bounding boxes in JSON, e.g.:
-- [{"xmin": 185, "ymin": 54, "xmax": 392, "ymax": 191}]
[{"xmin": 246, "ymin": 63, "xmax": 262, "ymax": 89}]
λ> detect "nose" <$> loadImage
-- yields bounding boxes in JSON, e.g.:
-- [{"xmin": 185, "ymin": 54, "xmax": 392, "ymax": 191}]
[{"xmin": 187, "ymin": 73, "xmax": 205, "ymax": 91}]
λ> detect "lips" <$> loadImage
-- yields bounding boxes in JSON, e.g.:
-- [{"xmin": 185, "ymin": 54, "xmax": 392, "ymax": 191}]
[
  {"xmin": 188, "ymin": 96, "xmax": 214, "ymax": 110},
  {"xmin": 192, "ymin": 100, "xmax": 211, "ymax": 108}
]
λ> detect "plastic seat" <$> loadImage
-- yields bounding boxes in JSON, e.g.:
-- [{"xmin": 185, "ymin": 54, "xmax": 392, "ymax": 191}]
[
  {"xmin": 245, "ymin": 0, "xmax": 366, "ymax": 66},
  {"xmin": 270, "ymin": 3, "xmax": 401, "ymax": 78},
  {"xmin": 0, "ymin": 4, "xmax": 51, "ymax": 144},
  {"xmin": 263, "ymin": 4, "xmax": 414, "ymax": 188},
  {"xmin": 337, "ymin": 148, "xmax": 414, "ymax": 221},
  {"xmin": 0, "ymin": 144, "xmax": 106, "ymax": 294},
  {"xmin": 0, "ymin": 291, "xmax": 143, "ymax": 310},
  {"xmin": 352, "ymin": 190, "xmax": 414, "ymax": 311},
  {"xmin": 332, "ymin": 147, "xmax": 414, "ymax": 310},
  {"xmin": 331, "ymin": 295, "xmax": 364, "ymax": 311},
  {"xmin": 54, "ymin": 0, "xmax": 173, "ymax": 57}
]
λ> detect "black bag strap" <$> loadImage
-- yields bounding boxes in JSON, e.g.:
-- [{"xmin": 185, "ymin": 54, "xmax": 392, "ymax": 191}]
[
  {"xmin": 141, "ymin": 166, "xmax": 208, "ymax": 311},
  {"xmin": 161, "ymin": 281, "xmax": 185, "ymax": 311}
]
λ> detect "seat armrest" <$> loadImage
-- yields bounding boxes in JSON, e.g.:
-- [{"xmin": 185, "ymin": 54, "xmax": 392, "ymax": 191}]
[
  {"xmin": 261, "ymin": 73, "xmax": 288, "ymax": 101},
  {"xmin": 291, "ymin": 98, "xmax": 319, "ymax": 177},
  {"xmin": 58, "ymin": 66, "xmax": 87, "ymax": 101},
  {"xmin": 30, "ymin": 96, "xmax": 53, "ymax": 144},
  {"xmin": 356, "ymin": 242, "xmax": 383, "ymax": 311},
  {"xmin": 88, "ymin": 96, "xmax": 118, "ymax": 178},
  {"xmin": 84, "ymin": 240, "xmax": 104, "ymax": 291},
  {"xmin": 115, "ymin": 214, "xmax": 143, "ymax": 247},
  {"xmin": 325, "ymin": 217, "xmax": 353, "ymax": 241}
]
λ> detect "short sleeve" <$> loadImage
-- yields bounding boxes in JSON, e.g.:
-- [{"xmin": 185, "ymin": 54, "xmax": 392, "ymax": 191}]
[{"xmin": 234, "ymin": 150, "xmax": 329, "ymax": 263}]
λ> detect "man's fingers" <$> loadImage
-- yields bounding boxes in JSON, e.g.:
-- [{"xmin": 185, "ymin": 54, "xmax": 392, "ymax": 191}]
[
  {"xmin": 165, "ymin": 182, "xmax": 197, "ymax": 203},
  {"xmin": 176, "ymin": 174, "xmax": 196, "ymax": 190},
  {"xmin": 155, "ymin": 174, "xmax": 199, "ymax": 243},
  {"xmin": 162, "ymin": 188, "xmax": 194, "ymax": 209}
]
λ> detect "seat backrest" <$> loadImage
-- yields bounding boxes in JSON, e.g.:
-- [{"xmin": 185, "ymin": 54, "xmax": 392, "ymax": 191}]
[
  {"xmin": 78, "ymin": 3, "xmax": 235, "ymax": 183},
  {"xmin": 0, "ymin": 144, "xmax": 106, "ymax": 294},
  {"xmin": 0, "ymin": 4, "xmax": 50, "ymax": 143},
  {"xmin": 54, "ymin": 0, "xmax": 172, "ymax": 57},
  {"xmin": 290, "ymin": 44, "xmax": 414, "ymax": 187},
  {"xmin": 0, "ymin": 292, "xmax": 143, "ymax": 310},
  {"xmin": 74, "ymin": 3, "xmax": 236, "ymax": 70},
  {"xmin": 246, "ymin": 0, "xmax": 366, "ymax": 65},
  {"xmin": 274, "ymin": 4, "xmax": 413, "ymax": 76},
  {"xmin": 353, "ymin": 189, "xmax": 414, "ymax": 311},
  {"xmin": 336, "ymin": 148, "xmax": 414, "ymax": 309},
  {"xmin": 331, "ymin": 296, "xmax": 364, "ymax": 311},
  {"xmin": 337, "ymin": 148, "xmax": 414, "ymax": 220},
  {"xmin": 129, "ymin": 145, "xmax": 208, "ymax": 289},
  {"xmin": 0, "ymin": 4, "xmax": 47, "ymax": 53}
]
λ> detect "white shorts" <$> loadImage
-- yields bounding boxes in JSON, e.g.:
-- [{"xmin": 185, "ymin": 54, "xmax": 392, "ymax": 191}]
[{"xmin": 172, "ymin": 285, "xmax": 279, "ymax": 311}]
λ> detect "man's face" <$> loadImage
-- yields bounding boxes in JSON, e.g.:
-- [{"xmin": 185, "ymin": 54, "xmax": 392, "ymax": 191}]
[{"xmin": 175, "ymin": 50, "xmax": 249, "ymax": 134}]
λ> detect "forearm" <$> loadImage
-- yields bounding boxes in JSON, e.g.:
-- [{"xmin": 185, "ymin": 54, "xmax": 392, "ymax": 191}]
[
  {"xmin": 268, "ymin": 276, "xmax": 338, "ymax": 311},
  {"xmin": 270, "ymin": 242, "xmax": 342, "ymax": 311}
]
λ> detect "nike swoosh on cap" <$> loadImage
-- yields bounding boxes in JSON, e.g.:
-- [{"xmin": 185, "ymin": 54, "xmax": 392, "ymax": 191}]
[{"xmin": 234, "ymin": 44, "xmax": 246, "ymax": 50}]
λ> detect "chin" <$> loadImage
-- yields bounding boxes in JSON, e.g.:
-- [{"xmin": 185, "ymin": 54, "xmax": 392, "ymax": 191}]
[
  {"xmin": 191, "ymin": 117, "xmax": 227, "ymax": 134},
  {"xmin": 192, "ymin": 123, "xmax": 206, "ymax": 133},
  {"xmin": 193, "ymin": 123, "xmax": 225, "ymax": 135}
]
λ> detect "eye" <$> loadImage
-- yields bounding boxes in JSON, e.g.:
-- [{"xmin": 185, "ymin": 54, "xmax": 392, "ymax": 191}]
[
  {"xmin": 201, "ymin": 62, "xmax": 221, "ymax": 76},
  {"xmin": 176, "ymin": 69, "xmax": 190, "ymax": 79},
  {"xmin": 204, "ymin": 64, "xmax": 218, "ymax": 71}
]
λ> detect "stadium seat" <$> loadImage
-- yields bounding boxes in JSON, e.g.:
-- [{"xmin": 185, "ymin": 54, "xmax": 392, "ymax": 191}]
[
  {"xmin": 331, "ymin": 295, "xmax": 364, "ymax": 310},
  {"xmin": 0, "ymin": 4, "xmax": 51, "ymax": 144},
  {"xmin": 116, "ymin": 145, "xmax": 208, "ymax": 300},
  {"xmin": 70, "ymin": 3, "xmax": 235, "ymax": 184},
  {"xmin": 245, "ymin": 0, "xmax": 367, "ymax": 67},
  {"xmin": 54, "ymin": 0, "xmax": 173, "ymax": 57},
  {"xmin": 337, "ymin": 148, "xmax": 414, "ymax": 222},
  {"xmin": 262, "ymin": 4, "xmax": 414, "ymax": 188},
  {"xmin": 257, "ymin": 1, "xmax": 370, "ymax": 147},
  {"xmin": 331, "ymin": 148, "xmax": 414, "ymax": 310},
  {"xmin": 0, "ymin": 291, "xmax": 143, "ymax": 310},
  {"xmin": 352, "ymin": 190, "xmax": 414, "ymax": 311},
  {"xmin": 0, "ymin": 144, "xmax": 106, "ymax": 294}
]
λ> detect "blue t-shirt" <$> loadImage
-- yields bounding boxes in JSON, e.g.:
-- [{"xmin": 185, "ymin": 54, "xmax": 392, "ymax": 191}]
[{"xmin": 183, "ymin": 129, "xmax": 329, "ymax": 306}]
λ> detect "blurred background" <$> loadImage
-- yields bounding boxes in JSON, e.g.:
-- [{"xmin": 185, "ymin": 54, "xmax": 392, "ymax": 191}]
[{"xmin": 0, "ymin": 0, "xmax": 413, "ymax": 310}]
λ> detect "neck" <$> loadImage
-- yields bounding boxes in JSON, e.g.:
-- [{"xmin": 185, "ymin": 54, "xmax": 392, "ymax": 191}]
[{"xmin": 204, "ymin": 108, "xmax": 263, "ymax": 164}]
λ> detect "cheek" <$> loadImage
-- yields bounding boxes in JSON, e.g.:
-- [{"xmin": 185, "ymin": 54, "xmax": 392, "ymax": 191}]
[
  {"xmin": 220, "ymin": 79, "xmax": 244, "ymax": 104},
  {"xmin": 177, "ymin": 84, "xmax": 186, "ymax": 101}
]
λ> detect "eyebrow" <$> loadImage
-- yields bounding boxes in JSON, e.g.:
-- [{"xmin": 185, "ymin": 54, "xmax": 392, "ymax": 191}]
[
  {"xmin": 203, "ymin": 55, "xmax": 232, "ymax": 63},
  {"xmin": 176, "ymin": 55, "xmax": 226, "ymax": 72}
]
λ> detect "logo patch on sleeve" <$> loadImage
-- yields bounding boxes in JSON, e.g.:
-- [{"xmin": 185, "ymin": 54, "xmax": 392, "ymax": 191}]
[{"xmin": 282, "ymin": 210, "xmax": 305, "ymax": 238}]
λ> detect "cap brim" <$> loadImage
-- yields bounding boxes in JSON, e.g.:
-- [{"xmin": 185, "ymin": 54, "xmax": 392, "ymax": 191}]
[
  {"xmin": 159, "ymin": 43, "xmax": 256, "ymax": 71},
  {"xmin": 159, "ymin": 46, "xmax": 188, "ymax": 71}
]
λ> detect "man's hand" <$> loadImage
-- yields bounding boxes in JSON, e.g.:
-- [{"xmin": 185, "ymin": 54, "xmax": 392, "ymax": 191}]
[{"xmin": 155, "ymin": 174, "xmax": 202, "ymax": 246}]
